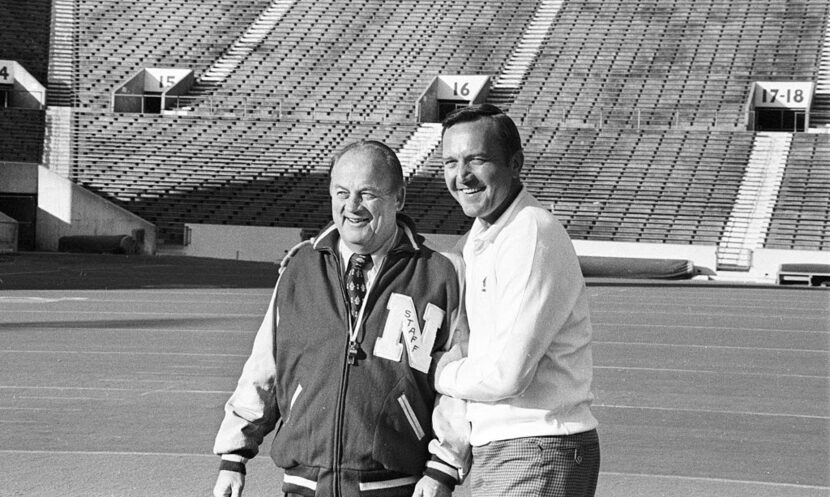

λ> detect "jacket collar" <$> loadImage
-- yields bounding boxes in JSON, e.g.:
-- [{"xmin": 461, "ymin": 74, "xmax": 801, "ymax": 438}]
[{"xmin": 312, "ymin": 213, "xmax": 422, "ymax": 255}]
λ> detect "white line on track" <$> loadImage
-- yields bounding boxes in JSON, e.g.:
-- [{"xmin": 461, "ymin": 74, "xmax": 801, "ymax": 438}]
[
  {"xmin": 593, "ymin": 322, "xmax": 829, "ymax": 334},
  {"xmin": 594, "ymin": 403, "xmax": 830, "ymax": 420},
  {"xmin": 0, "ymin": 297, "xmax": 90, "ymax": 303},
  {"xmin": 591, "ymin": 309, "xmax": 827, "ymax": 320},
  {"xmin": 0, "ymin": 310, "xmax": 261, "ymax": 316},
  {"xmin": 0, "ymin": 449, "xmax": 215, "ymax": 457},
  {"xmin": 14, "ymin": 396, "xmax": 111, "ymax": 401},
  {"xmin": 600, "ymin": 472, "xmax": 829, "ymax": 491},
  {"xmin": 0, "ymin": 349, "xmax": 247, "ymax": 358},
  {"xmin": 1, "ymin": 290, "xmax": 270, "ymax": 297},
  {"xmin": 598, "ymin": 303, "xmax": 826, "ymax": 313},
  {"xmin": 0, "ymin": 385, "xmax": 232, "ymax": 394},
  {"xmin": 594, "ymin": 340, "xmax": 828, "ymax": 354},
  {"xmin": 595, "ymin": 365, "xmax": 828, "ymax": 379},
  {"xmin": 0, "ymin": 298, "xmax": 265, "ymax": 305},
  {"xmin": 0, "ymin": 327, "xmax": 252, "ymax": 334},
  {"xmin": 0, "ymin": 406, "xmax": 83, "ymax": 411}
]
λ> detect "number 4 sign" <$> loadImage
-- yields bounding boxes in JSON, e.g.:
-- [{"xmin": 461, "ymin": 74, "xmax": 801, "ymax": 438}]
[
  {"xmin": 0, "ymin": 61, "xmax": 14, "ymax": 85},
  {"xmin": 373, "ymin": 293, "xmax": 445, "ymax": 373}
]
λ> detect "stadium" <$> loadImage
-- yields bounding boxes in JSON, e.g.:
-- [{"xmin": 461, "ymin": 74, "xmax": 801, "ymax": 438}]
[{"xmin": 0, "ymin": 0, "xmax": 828, "ymax": 496}]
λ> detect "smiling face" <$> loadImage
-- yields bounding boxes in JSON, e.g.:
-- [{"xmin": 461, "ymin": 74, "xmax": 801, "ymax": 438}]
[
  {"xmin": 442, "ymin": 118, "xmax": 523, "ymax": 226},
  {"xmin": 330, "ymin": 147, "xmax": 404, "ymax": 254}
]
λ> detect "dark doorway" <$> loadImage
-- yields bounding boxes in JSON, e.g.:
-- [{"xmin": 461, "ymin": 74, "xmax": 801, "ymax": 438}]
[
  {"xmin": 755, "ymin": 109, "xmax": 805, "ymax": 132},
  {"xmin": 0, "ymin": 194, "xmax": 37, "ymax": 250},
  {"xmin": 438, "ymin": 101, "xmax": 468, "ymax": 121},
  {"xmin": 144, "ymin": 93, "xmax": 162, "ymax": 114}
]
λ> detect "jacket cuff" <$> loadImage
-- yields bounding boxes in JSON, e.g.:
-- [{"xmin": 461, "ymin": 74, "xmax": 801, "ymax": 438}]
[
  {"xmin": 219, "ymin": 459, "xmax": 246, "ymax": 475},
  {"xmin": 423, "ymin": 457, "xmax": 459, "ymax": 489}
]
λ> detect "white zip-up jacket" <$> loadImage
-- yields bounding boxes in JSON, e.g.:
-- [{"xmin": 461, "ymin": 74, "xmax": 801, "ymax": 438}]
[{"xmin": 437, "ymin": 188, "xmax": 598, "ymax": 446}]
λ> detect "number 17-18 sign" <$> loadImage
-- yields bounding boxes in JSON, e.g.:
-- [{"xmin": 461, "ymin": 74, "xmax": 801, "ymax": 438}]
[{"xmin": 753, "ymin": 82, "xmax": 813, "ymax": 109}]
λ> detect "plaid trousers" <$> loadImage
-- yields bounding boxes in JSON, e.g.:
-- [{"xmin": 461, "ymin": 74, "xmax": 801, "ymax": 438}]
[{"xmin": 470, "ymin": 430, "xmax": 600, "ymax": 497}]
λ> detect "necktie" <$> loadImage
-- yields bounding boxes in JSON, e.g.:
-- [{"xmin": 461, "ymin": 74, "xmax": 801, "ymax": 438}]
[{"xmin": 345, "ymin": 253, "xmax": 369, "ymax": 364}]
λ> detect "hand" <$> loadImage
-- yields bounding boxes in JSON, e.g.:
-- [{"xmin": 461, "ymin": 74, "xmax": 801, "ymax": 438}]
[
  {"xmin": 433, "ymin": 344, "xmax": 463, "ymax": 394},
  {"xmin": 213, "ymin": 470, "xmax": 245, "ymax": 497},
  {"xmin": 412, "ymin": 476, "xmax": 452, "ymax": 497}
]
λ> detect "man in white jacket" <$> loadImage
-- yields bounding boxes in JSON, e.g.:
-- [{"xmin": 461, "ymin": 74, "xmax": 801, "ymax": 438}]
[{"xmin": 435, "ymin": 104, "xmax": 600, "ymax": 497}]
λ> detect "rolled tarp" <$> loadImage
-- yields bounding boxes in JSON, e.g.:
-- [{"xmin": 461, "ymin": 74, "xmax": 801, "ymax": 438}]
[{"xmin": 58, "ymin": 235, "xmax": 138, "ymax": 254}]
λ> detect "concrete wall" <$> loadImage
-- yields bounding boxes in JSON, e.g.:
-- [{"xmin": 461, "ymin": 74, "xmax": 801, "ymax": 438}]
[
  {"xmin": 36, "ymin": 166, "xmax": 157, "ymax": 253},
  {"xmin": 181, "ymin": 224, "xmax": 305, "ymax": 262},
  {"xmin": 0, "ymin": 162, "xmax": 38, "ymax": 193},
  {"xmin": 179, "ymin": 225, "xmax": 466, "ymax": 262},
  {"xmin": 177, "ymin": 224, "xmax": 722, "ymax": 270},
  {"xmin": 748, "ymin": 248, "xmax": 830, "ymax": 281}
]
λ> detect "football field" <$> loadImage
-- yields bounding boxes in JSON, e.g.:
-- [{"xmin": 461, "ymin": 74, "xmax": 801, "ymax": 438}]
[{"xmin": 1, "ymin": 258, "xmax": 827, "ymax": 496}]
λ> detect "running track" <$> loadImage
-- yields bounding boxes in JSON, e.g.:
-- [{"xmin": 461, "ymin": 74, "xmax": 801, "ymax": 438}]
[{"xmin": 1, "ymin": 284, "xmax": 827, "ymax": 496}]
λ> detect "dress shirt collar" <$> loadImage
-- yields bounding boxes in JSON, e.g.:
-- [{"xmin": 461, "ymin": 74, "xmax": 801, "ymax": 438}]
[
  {"xmin": 469, "ymin": 186, "xmax": 529, "ymax": 253},
  {"xmin": 337, "ymin": 227, "xmax": 398, "ymax": 280}
]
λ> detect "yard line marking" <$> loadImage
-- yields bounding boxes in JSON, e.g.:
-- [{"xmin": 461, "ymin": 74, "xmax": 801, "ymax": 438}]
[
  {"xmin": 594, "ymin": 366, "xmax": 827, "ymax": 379},
  {"xmin": 594, "ymin": 341, "xmax": 828, "ymax": 354},
  {"xmin": 600, "ymin": 471, "xmax": 830, "ymax": 490},
  {"xmin": 594, "ymin": 403, "xmax": 830, "ymax": 420}
]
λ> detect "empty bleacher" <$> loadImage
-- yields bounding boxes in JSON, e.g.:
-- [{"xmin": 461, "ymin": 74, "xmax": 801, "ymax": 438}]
[
  {"xmin": 187, "ymin": 0, "xmax": 537, "ymax": 121},
  {"xmin": 54, "ymin": 0, "xmax": 828, "ymax": 254},
  {"xmin": 410, "ymin": 127, "xmax": 755, "ymax": 242},
  {"xmin": 507, "ymin": 0, "xmax": 827, "ymax": 129},
  {"xmin": 71, "ymin": 112, "xmax": 420, "ymax": 242},
  {"xmin": 0, "ymin": 0, "xmax": 52, "ymax": 85},
  {"xmin": 75, "ymin": 0, "xmax": 273, "ymax": 110},
  {"xmin": 765, "ymin": 133, "xmax": 830, "ymax": 251}
]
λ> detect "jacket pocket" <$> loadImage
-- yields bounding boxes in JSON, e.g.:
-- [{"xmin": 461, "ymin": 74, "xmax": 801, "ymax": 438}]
[
  {"xmin": 372, "ymin": 376, "xmax": 431, "ymax": 475},
  {"xmin": 272, "ymin": 381, "xmax": 311, "ymax": 467}
]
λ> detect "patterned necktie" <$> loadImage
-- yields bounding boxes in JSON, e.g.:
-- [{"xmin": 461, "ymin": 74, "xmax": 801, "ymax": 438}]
[{"xmin": 345, "ymin": 253, "xmax": 369, "ymax": 325}]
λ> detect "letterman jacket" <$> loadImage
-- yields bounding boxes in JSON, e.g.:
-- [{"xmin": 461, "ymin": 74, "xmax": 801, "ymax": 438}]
[{"xmin": 213, "ymin": 214, "xmax": 471, "ymax": 497}]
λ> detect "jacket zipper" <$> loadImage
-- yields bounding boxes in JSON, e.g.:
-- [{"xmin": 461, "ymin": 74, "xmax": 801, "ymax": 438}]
[
  {"xmin": 332, "ymin": 254, "xmax": 349, "ymax": 497},
  {"xmin": 331, "ymin": 251, "xmax": 389, "ymax": 497}
]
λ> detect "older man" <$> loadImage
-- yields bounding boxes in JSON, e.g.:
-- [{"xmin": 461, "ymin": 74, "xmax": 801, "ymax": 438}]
[
  {"xmin": 213, "ymin": 140, "xmax": 469, "ymax": 497},
  {"xmin": 436, "ymin": 104, "xmax": 600, "ymax": 497}
]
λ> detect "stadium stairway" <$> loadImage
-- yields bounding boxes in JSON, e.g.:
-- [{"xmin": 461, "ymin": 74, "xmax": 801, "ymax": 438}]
[
  {"xmin": 487, "ymin": 0, "xmax": 564, "ymax": 108},
  {"xmin": 718, "ymin": 132, "xmax": 791, "ymax": 270},
  {"xmin": 188, "ymin": 0, "xmax": 295, "ymax": 97},
  {"xmin": 809, "ymin": 12, "xmax": 830, "ymax": 127}
]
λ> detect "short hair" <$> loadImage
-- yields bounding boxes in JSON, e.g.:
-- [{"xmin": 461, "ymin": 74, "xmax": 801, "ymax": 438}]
[
  {"xmin": 441, "ymin": 104, "xmax": 523, "ymax": 159},
  {"xmin": 329, "ymin": 140, "xmax": 404, "ymax": 191}
]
